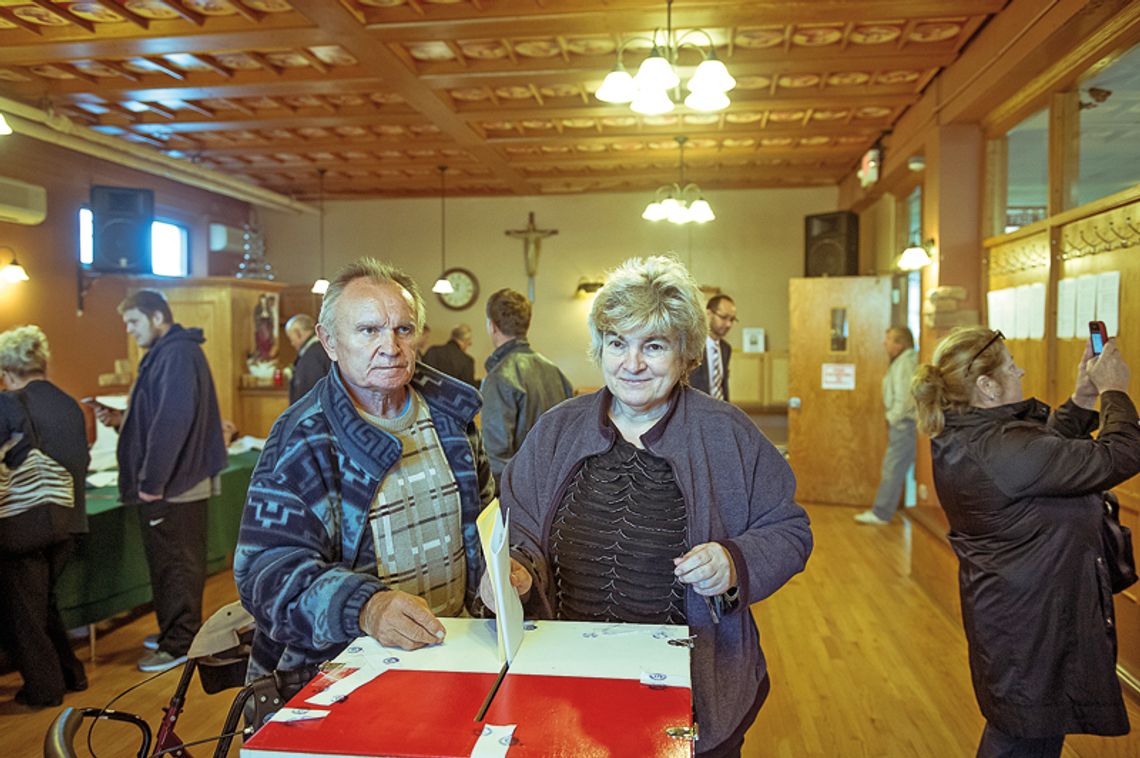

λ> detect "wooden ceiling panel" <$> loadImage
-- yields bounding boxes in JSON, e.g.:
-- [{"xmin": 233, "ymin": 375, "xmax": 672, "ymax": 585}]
[{"xmin": 0, "ymin": 0, "xmax": 1010, "ymax": 197}]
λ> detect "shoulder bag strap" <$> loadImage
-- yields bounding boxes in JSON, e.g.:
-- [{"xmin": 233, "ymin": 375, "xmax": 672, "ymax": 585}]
[{"xmin": 13, "ymin": 391, "xmax": 42, "ymax": 450}]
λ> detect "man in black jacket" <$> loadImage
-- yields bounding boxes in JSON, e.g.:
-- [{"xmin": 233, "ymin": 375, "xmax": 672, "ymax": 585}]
[
  {"xmin": 94, "ymin": 290, "xmax": 226, "ymax": 673},
  {"xmin": 285, "ymin": 314, "xmax": 331, "ymax": 405},
  {"xmin": 481, "ymin": 289, "xmax": 573, "ymax": 488},
  {"xmin": 688, "ymin": 294, "xmax": 736, "ymax": 401},
  {"xmin": 422, "ymin": 324, "xmax": 477, "ymax": 387}
]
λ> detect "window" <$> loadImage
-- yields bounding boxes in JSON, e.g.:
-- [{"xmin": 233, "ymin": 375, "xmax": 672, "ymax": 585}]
[
  {"xmin": 78, "ymin": 208, "xmax": 189, "ymax": 277},
  {"xmin": 1004, "ymin": 108, "xmax": 1049, "ymax": 233},
  {"xmin": 1073, "ymin": 43, "xmax": 1140, "ymax": 207}
]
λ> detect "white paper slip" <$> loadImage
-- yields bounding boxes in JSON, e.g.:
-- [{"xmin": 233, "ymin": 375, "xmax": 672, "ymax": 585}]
[
  {"xmin": 304, "ymin": 661, "xmax": 387, "ymax": 706},
  {"xmin": 470, "ymin": 724, "xmax": 516, "ymax": 758},
  {"xmin": 476, "ymin": 499, "xmax": 524, "ymax": 665},
  {"xmin": 640, "ymin": 670, "xmax": 689, "ymax": 687},
  {"xmin": 369, "ymin": 618, "xmax": 502, "ymax": 674},
  {"xmin": 270, "ymin": 707, "xmax": 331, "ymax": 724},
  {"xmin": 509, "ymin": 621, "xmax": 691, "ymax": 687}
]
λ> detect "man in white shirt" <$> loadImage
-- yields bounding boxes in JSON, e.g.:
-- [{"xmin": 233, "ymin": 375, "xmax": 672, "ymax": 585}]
[
  {"xmin": 688, "ymin": 294, "xmax": 736, "ymax": 400},
  {"xmin": 856, "ymin": 326, "xmax": 918, "ymax": 524}
]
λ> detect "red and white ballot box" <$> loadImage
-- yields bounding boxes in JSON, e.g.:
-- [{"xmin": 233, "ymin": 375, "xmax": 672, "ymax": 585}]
[{"xmin": 240, "ymin": 617, "xmax": 695, "ymax": 757}]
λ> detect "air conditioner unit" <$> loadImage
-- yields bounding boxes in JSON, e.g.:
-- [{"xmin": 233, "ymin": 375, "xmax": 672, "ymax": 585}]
[
  {"xmin": 0, "ymin": 176, "xmax": 47, "ymax": 225},
  {"xmin": 209, "ymin": 223, "xmax": 246, "ymax": 254}
]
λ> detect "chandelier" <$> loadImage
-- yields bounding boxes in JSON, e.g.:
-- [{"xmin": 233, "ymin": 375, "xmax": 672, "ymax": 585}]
[
  {"xmin": 595, "ymin": 0, "xmax": 736, "ymax": 115},
  {"xmin": 642, "ymin": 136, "xmax": 714, "ymax": 225}
]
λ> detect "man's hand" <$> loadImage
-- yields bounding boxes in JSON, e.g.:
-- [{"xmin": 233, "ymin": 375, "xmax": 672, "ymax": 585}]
[
  {"xmin": 478, "ymin": 558, "xmax": 533, "ymax": 614},
  {"xmin": 359, "ymin": 590, "xmax": 445, "ymax": 650},
  {"xmin": 1088, "ymin": 339, "xmax": 1131, "ymax": 395},
  {"xmin": 674, "ymin": 542, "xmax": 737, "ymax": 597},
  {"xmin": 1072, "ymin": 342, "xmax": 1099, "ymax": 410},
  {"xmin": 92, "ymin": 405, "xmax": 122, "ymax": 430},
  {"xmin": 138, "ymin": 491, "xmax": 163, "ymax": 503}
]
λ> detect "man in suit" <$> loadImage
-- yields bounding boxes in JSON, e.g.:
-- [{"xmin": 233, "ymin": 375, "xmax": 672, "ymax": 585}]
[
  {"xmin": 688, "ymin": 294, "xmax": 736, "ymax": 400},
  {"xmin": 285, "ymin": 314, "xmax": 332, "ymax": 405},
  {"xmin": 422, "ymin": 324, "xmax": 477, "ymax": 387}
]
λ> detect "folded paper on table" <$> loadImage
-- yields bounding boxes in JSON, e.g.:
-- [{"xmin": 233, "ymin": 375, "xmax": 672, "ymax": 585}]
[{"xmin": 476, "ymin": 499, "xmax": 524, "ymax": 665}]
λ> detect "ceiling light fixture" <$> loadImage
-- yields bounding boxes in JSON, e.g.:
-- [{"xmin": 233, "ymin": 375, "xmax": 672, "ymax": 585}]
[
  {"xmin": 432, "ymin": 165, "xmax": 454, "ymax": 295},
  {"xmin": 595, "ymin": 0, "xmax": 736, "ymax": 116},
  {"xmin": 642, "ymin": 136, "xmax": 715, "ymax": 225},
  {"xmin": 0, "ymin": 113, "xmax": 12, "ymax": 136},
  {"xmin": 898, "ymin": 238, "xmax": 935, "ymax": 271},
  {"xmin": 310, "ymin": 168, "xmax": 329, "ymax": 295}
]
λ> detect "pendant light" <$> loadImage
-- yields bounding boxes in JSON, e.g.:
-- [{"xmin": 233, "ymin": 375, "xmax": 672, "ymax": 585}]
[
  {"xmin": 431, "ymin": 165, "xmax": 454, "ymax": 295},
  {"xmin": 311, "ymin": 168, "xmax": 329, "ymax": 295}
]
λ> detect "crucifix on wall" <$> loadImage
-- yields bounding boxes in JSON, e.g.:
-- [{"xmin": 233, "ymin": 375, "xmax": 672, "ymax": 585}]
[{"xmin": 505, "ymin": 212, "xmax": 558, "ymax": 302}]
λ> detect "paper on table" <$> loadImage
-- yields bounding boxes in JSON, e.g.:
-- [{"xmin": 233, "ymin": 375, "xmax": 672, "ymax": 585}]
[
  {"xmin": 509, "ymin": 621, "xmax": 691, "ymax": 687},
  {"xmin": 476, "ymin": 500, "xmax": 524, "ymax": 665},
  {"xmin": 1097, "ymin": 271, "xmax": 1121, "ymax": 337},
  {"xmin": 270, "ymin": 707, "xmax": 331, "ymax": 724},
  {"xmin": 469, "ymin": 724, "xmax": 516, "ymax": 758},
  {"xmin": 1056, "ymin": 278, "xmax": 1076, "ymax": 339},
  {"xmin": 350, "ymin": 618, "xmax": 501, "ymax": 674},
  {"xmin": 304, "ymin": 660, "xmax": 388, "ymax": 706}
]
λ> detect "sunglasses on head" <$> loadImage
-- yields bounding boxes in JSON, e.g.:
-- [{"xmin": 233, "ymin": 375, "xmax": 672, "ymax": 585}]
[{"xmin": 967, "ymin": 330, "xmax": 1004, "ymax": 372}]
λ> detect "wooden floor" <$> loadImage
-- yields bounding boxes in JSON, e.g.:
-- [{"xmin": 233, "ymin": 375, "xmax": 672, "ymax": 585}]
[{"xmin": 2, "ymin": 505, "xmax": 1136, "ymax": 756}]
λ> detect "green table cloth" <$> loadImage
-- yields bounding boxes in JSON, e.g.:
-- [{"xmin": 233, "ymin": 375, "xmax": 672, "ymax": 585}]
[{"xmin": 56, "ymin": 451, "xmax": 259, "ymax": 629}]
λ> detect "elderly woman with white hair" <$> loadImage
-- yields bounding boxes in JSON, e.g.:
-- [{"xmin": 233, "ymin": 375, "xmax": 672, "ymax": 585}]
[
  {"xmin": 0, "ymin": 325, "xmax": 89, "ymax": 708},
  {"xmin": 486, "ymin": 256, "xmax": 813, "ymax": 757}
]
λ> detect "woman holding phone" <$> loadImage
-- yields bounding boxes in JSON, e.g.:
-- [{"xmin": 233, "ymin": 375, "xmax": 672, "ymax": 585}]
[{"xmin": 912, "ymin": 326, "xmax": 1140, "ymax": 757}]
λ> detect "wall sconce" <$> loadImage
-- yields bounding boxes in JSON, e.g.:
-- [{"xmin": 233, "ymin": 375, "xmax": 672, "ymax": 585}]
[
  {"xmin": 898, "ymin": 239, "xmax": 935, "ymax": 271},
  {"xmin": 0, "ymin": 246, "xmax": 28, "ymax": 283},
  {"xmin": 575, "ymin": 276, "xmax": 604, "ymax": 297}
]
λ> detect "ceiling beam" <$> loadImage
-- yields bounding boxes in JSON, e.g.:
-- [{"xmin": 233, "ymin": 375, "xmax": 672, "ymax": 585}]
[
  {"xmin": 113, "ymin": 109, "xmax": 431, "ymax": 133},
  {"xmin": 288, "ymin": 0, "xmax": 533, "ymax": 194}
]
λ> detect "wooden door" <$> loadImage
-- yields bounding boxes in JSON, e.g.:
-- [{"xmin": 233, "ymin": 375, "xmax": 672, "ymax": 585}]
[{"xmin": 788, "ymin": 276, "xmax": 892, "ymax": 506}]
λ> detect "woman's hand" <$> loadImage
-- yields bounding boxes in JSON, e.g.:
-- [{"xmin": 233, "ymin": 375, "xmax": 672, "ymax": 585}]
[
  {"xmin": 1072, "ymin": 342, "xmax": 1099, "ymax": 409},
  {"xmin": 1088, "ymin": 340, "xmax": 1131, "ymax": 395},
  {"xmin": 674, "ymin": 542, "xmax": 737, "ymax": 597},
  {"xmin": 478, "ymin": 558, "xmax": 533, "ymax": 614}
]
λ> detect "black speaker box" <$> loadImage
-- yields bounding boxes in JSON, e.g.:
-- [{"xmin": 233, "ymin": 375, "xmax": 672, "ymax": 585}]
[
  {"xmin": 91, "ymin": 185, "xmax": 154, "ymax": 274},
  {"xmin": 804, "ymin": 211, "xmax": 859, "ymax": 277}
]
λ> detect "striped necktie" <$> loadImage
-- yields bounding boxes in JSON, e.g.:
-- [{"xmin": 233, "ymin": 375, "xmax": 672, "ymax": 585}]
[{"xmin": 710, "ymin": 344, "xmax": 724, "ymax": 400}]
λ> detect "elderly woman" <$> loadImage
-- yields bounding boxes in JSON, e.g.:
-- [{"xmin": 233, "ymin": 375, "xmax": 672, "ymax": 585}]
[
  {"xmin": 913, "ymin": 327, "xmax": 1140, "ymax": 757},
  {"xmin": 0, "ymin": 326, "xmax": 89, "ymax": 707},
  {"xmin": 488, "ymin": 256, "xmax": 813, "ymax": 757},
  {"xmin": 235, "ymin": 258, "xmax": 494, "ymax": 689}
]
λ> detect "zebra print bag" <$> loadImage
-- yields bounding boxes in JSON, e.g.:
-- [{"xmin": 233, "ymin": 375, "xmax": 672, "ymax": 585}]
[{"xmin": 0, "ymin": 393, "xmax": 74, "ymax": 519}]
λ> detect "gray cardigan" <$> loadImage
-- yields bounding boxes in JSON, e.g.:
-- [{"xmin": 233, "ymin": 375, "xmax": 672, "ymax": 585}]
[{"xmin": 500, "ymin": 386, "xmax": 813, "ymax": 753}]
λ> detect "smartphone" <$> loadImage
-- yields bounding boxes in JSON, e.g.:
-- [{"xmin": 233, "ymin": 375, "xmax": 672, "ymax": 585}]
[{"xmin": 1089, "ymin": 321, "xmax": 1108, "ymax": 356}]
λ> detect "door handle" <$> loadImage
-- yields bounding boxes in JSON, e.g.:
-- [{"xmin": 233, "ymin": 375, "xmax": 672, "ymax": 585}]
[{"xmin": 788, "ymin": 397, "xmax": 801, "ymax": 409}]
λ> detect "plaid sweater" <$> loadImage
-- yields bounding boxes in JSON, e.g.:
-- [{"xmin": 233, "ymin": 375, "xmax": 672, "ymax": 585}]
[{"xmin": 234, "ymin": 363, "xmax": 494, "ymax": 679}]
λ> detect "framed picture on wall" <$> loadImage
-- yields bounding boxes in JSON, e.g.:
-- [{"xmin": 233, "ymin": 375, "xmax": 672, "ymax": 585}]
[{"xmin": 742, "ymin": 328, "xmax": 767, "ymax": 353}]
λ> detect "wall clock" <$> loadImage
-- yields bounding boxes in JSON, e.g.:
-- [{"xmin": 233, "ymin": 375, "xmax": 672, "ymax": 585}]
[{"xmin": 437, "ymin": 267, "xmax": 480, "ymax": 310}]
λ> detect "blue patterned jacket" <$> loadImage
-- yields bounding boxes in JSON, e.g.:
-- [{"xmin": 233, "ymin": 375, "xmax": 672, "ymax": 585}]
[{"xmin": 234, "ymin": 363, "xmax": 493, "ymax": 679}]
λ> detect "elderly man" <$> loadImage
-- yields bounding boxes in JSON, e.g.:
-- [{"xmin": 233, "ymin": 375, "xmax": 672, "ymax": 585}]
[
  {"xmin": 481, "ymin": 288, "xmax": 573, "ymax": 488},
  {"xmin": 284, "ymin": 314, "xmax": 331, "ymax": 404},
  {"xmin": 688, "ymin": 294, "xmax": 736, "ymax": 400},
  {"xmin": 422, "ymin": 324, "xmax": 477, "ymax": 387},
  {"xmin": 234, "ymin": 259, "xmax": 494, "ymax": 686},
  {"xmin": 94, "ymin": 289, "xmax": 226, "ymax": 672},
  {"xmin": 855, "ymin": 326, "xmax": 918, "ymax": 525}
]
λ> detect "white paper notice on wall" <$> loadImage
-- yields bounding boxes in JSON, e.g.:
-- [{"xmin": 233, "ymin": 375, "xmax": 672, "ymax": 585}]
[
  {"xmin": 996, "ymin": 288, "xmax": 1016, "ymax": 336},
  {"xmin": 1096, "ymin": 271, "xmax": 1121, "ymax": 337},
  {"xmin": 1013, "ymin": 285, "xmax": 1031, "ymax": 339},
  {"xmin": 821, "ymin": 363, "xmax": 856, "ymax": 391},
  {"xmin": 1056, "ymin": 278, "xmax": 1076, "ymax": 339},
  {"xmin": 1027, "ymin": 283, "xmax": 1046, "ymax": 339},
  {"xmin": 987, "ymin": 290, "xmax": 1001, "ymax": 331},
  {"xmin": 1075, "ymin": 275, "xmax": 1098, "ymax": 328}
]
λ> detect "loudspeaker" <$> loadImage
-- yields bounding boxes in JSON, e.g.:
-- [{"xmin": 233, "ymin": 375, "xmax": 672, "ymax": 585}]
[
  {"xmin": 804, "ymin": 211, "xmax": 859, "ymax": 277},
  {"xmin": 91, "ymin": 185, "xmax": 154, "ymax": 274}
]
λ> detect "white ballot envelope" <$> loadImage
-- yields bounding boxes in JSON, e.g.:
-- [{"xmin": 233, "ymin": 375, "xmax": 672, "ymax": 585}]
[{"xmin": 476, "ymin": 499, "xmax": 524, "ymax": 665}]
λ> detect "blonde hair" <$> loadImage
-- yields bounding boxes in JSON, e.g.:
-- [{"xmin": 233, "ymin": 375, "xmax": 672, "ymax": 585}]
[
  {"xmin": 587, "ymin": 255, "xmax": 706, "ymax": 375},
  {"xmin": 0, "ymin": 325, "xmax": 51, "ymax": 377},
  {"xmin": 913, "ymin": 326, "xmax": 1005, "ymax": 436}
]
